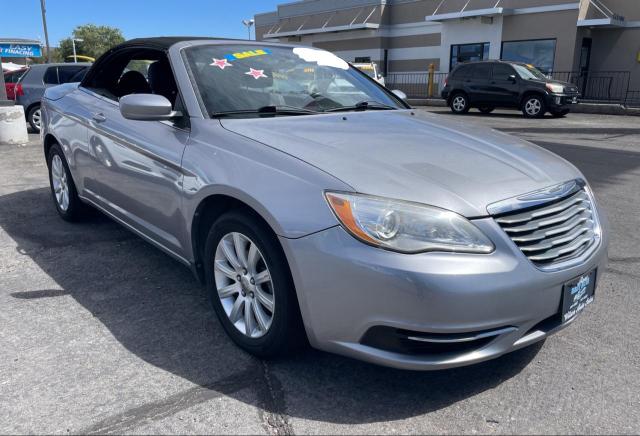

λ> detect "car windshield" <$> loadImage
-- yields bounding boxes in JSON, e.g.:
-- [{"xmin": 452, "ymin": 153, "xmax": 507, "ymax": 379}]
[
  {"xmin": 512, "ymin": 64, "xmax": 548, "ymax": 80},
  {"xmin": 184, "ymin": 44, "xmax": 402, "ymax": 117}
]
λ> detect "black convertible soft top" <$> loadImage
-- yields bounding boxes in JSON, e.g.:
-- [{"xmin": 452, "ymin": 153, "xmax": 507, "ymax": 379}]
[{"xmin": 113, "ymin": 36, "xmax": 239, "ymax": 50}]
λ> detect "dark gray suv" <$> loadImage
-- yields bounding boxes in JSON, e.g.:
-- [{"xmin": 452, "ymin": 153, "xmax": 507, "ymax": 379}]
[
  {"xmin": 15, "ymin": 63, "xmax": 90, "ymax": 131},
  {"xmin": 441, "ymin": 60, "xmax": 580, "ymax": 118}
]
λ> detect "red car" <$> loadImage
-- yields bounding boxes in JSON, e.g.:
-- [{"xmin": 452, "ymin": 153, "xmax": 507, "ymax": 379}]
[{"xmin": 3, "ymin": 68, "xmax": 28, "ymax": 100}]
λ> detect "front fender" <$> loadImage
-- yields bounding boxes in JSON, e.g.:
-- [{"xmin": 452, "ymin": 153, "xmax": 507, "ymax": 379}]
[{"xmin": 180, "ymin": 119, "xmax": 350, "ymax": 257}]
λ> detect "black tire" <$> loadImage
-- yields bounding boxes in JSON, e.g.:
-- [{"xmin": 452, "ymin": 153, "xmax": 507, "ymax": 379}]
[
  {"xmin": 204, "ymin": 210, "xmax": 305, "ymax": 358},
  {"xmin": 478, "ymin": 106, "xmax": 495, "ymax": 114},
  {"xmin": 27, "ymin": 104, "xmax": 42, "ymax": 132},
  {"xmin": 522, "ymin": 95, "xmax": 546, "ymax": 118},
  {"xmin": 47, "ymin": 144, "xmax": 89, "ymax": 221},
  {"xmin": 449, "ymin": 93, "xmax": 470, "ymax": 114},
  {"xmin": 551, "ymin": 109, "xmax": 570, "ymax": 118}
]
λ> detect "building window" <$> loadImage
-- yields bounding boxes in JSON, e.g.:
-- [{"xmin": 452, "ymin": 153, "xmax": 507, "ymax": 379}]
[
  {"xmin": 450, "ymin": 43, "xmax": 490, "ymax": 70},
  {"xmin": 501, "ymin": 39, "xmax": 556, "ymax": 74},
  {"xmin": 354, "ymin": 57, "xmax": 371, "ymax": 63}
]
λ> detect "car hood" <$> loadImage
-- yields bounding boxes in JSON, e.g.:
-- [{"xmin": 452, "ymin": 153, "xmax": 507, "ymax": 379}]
[{"xmin": 220, "ymin": 110, "xmax": 582, "ymax": 217}]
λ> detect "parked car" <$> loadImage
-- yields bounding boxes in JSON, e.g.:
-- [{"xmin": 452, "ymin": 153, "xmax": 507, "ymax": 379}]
[
  {"xmin": 353, "ymin": 62, "xmax": 385, "ymax": 86},
  {"xmin": 15, "ymin": 63, "xmax": 91, "ymax": 131},
  {"xmin": 3, "ymin": 68, "xmax": 28, "ymax": 100},
  {"xmin": 441, "ymin": 60, "xmax": 580, "ymax": 118},
  {"xmin": 41, "ymin": 38, "xmax": 607, "ymax": 370}
]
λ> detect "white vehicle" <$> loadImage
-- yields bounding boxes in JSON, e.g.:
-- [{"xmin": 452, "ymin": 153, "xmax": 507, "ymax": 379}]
[{"xmin": 353, "ymin": 62, "xmax": 385, "ymax": 86}]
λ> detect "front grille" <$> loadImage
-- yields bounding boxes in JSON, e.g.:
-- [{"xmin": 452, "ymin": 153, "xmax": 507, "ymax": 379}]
[
  {"xmin": 566, "ymin": 86, "xmax": 578, "ymax": 94},
  {"xmin": 494, "ymin": 188, "xmax": 599, "ymax": 267}
]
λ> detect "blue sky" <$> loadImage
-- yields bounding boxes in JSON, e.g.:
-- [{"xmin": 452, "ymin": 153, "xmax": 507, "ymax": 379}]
[{"xmin": 4, "ymin": 0, "xmax": 281, "ymax": 47}]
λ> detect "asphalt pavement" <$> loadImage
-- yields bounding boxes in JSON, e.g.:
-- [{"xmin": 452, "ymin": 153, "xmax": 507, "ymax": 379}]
[{"xmin": 1, "ymin": 111, "xmax": 639, "ymax": 434}]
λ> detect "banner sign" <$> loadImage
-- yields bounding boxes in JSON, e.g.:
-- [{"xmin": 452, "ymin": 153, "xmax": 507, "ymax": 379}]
[{"xmin": 0, "ymin": 43, "xmax": 42, "ymax": 58}]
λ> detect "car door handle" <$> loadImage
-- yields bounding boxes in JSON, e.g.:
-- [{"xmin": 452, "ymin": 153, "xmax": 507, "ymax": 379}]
[{"xmin": 92, "ymin": 112, "xmax": 106, "ymax": 123}]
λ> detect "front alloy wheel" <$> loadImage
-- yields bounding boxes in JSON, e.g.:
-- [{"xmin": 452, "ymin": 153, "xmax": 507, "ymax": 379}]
[
  {"xmin": 214, "ymin": 232, "xmax": 275, "ymax": 338},
  {"xmin": 522, "ymin": 96, "xmax": 545, "ymax": 118},
  {"xmin": 204, "ymin": 211, "xmax": 305, "ymax": 358}
]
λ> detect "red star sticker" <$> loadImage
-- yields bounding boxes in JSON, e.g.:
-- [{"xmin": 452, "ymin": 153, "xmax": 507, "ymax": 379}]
[
  {"xmin": 245, "ymin": 68, "xmax": 268, "ymax": 79},
  {"xmin": 210, "ymin": 58, "xmax": 232, "ymax": 69}
]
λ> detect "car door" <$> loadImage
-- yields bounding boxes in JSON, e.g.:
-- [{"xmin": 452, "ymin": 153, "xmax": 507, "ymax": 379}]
[
  {"xmin": 466, "ymin": 64, "xmax": 492, "ymax": 105},
  {"xmin": 489, "ymin": 64, "xmax": 520, "ymax": 107},
  {"xmin": 82, "ymin": 53, "xmax": 190, "ymax": 258}
]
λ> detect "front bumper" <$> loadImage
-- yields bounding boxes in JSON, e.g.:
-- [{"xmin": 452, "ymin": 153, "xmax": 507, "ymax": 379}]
[
  {"xmin": 546, "ymin": 93, "xmax": 580, "ymax": 109},
  {"xmin": 280, "ymin": 216, "xmax": 608, "ymax": 370}
]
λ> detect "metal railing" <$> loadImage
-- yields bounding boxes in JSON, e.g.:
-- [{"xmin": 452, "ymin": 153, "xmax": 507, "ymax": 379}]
[
  {"xmin": 386, "ymin": 72, "xmax": 447, "ymax": 99},
  {"xmin": 550, "ymin": 71, "xmax": 631, "ymax": 105},
  {"xmin": 386, "ymin": 69, "xmax": 639, "ymax": 107}
]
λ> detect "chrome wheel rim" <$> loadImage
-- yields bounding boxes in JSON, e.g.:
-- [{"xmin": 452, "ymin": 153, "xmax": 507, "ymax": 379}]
[
  {"xmin": 452, "ymin": 96, "xmax": 466, "ymax": 112},
  {"xmin": 214, "ymin": 232, "xmax": 275, "ymax": 338},
  {"xmin": 51, "ymin": 154, "xmax": 70, "ymax": 211},
  {"xmin": 32, "ymin": 108, "xmax": 42, "ymax": 129},
  {"xmin": 525, "ymin": 98, "xmax": 541, "ymax": 116}
]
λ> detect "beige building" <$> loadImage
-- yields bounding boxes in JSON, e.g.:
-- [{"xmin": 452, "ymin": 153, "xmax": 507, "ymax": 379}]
[{"xmin": 255, "ymin": 0, "xmax": 640, "ymax": 100}]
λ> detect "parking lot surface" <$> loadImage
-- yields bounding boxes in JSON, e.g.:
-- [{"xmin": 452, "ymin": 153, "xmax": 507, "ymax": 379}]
[{"xmin": 1, "ymin": 111, "xmax": 639, "ymax": 434}]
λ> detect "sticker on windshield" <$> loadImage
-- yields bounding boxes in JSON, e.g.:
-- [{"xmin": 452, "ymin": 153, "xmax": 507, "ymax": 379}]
[
  {"xmin": 224, "ymin": 49, "xmax": 271, "ymax": 62},
  {"xmin": 292, "ymin": 47, "xmax": 348, "ymax": 70},
  {"xmin": 210, "ymin": 58, "xmax": 233, "ymax": 69},
  {"xmin": 245, "ymin": 68, "xmax": 268, "ymax": 79}
]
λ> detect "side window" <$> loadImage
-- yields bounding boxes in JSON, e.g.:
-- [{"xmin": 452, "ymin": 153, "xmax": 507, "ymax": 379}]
[
  {"xmin": 58, "ymin": 66, "xmax": 87, "ymax": 84},
  {"xmin": 43, "ymin": 67, "xmax": 59, "ymax": 84},
  {"xmin": 84, "ymin": 49, "xmax": 182, "ymax": 114},
  {"xmin": 472, "ymin": 64, "xmax": 491, "ymax": 80},
  {"xmin": 492, "ymin": 64, "xmax": 516, "ymax": 81},
  {"xmin": 452, "ymin": 65, "xmax": 471, "ymax": 79}
]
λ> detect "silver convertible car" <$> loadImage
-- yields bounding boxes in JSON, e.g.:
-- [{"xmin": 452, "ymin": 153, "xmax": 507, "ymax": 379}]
[{"xmin": 41, "ymin": 37, "xmax": 608, "ymax": 370}]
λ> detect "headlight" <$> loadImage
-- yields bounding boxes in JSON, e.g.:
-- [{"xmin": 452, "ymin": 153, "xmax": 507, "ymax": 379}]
[
  {"xmin": 325, "ymin": 192, "xmax": 494, "ymax": 254},
  {"xmin": 546, "ymin": 83, "xmax": 564, "ymax": 93}
]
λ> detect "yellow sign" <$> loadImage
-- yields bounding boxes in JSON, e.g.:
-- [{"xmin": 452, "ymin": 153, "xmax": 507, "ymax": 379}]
[{"xmin": 225, "ymin": 49, "xmax": 272, "ymax": 61}]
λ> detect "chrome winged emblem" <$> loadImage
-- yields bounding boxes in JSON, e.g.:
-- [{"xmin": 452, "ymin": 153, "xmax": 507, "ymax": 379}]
[{"xmin": 487, "ymin": 179, "xmax": 584, "ymax": 215}]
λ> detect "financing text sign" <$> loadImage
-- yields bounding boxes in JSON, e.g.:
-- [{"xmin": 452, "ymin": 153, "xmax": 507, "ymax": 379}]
[{"xmin": 0, "ymin": 43, "xmax": 42, "ymax": 58}]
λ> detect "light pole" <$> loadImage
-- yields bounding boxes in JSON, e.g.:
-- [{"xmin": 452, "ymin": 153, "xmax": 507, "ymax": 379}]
[
  {"xmin": 40, "ymin": 0, "xmax": 51, "ymax": 62},
  {"xmin": 242, "ymin": 19, "xmax": 255, "ymax": 40},
  {"xmin": 72, "ymin": 38, "xmax": 84, "ymax": 63}
]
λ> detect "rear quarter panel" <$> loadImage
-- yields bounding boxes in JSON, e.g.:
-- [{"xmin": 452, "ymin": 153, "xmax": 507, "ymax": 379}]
[{"xmin": 42, "ymin": 87, "xmax": 96, "ymax": 193}]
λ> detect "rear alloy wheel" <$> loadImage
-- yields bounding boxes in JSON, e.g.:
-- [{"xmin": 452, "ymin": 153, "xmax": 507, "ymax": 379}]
[
  {"xmin": 478, "ymin": 106, "xmax": 495, "ymax": 114},
  {"xmin": 450, "ymin": 94, "xmax": 470, "ymax": 114},
  {"xmin": 28, "ymin": 105, "xmax": 42, "ymax": 132},
  {"xmin": 47, "ymin": 143, "xmax": 89, "ymax": 221},
  {"xmin": 522, "ymin": 95, "xmax": 545, "ymax": 118},
  {"xmin": 204, "ymin": 211, "xmax": 304, "ymax": 358}
]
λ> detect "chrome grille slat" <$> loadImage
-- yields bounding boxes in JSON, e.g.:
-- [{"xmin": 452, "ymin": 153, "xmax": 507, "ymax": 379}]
[
  {"xmin": 493, "ymin": 187, "xmax": 599, "ymax": 267},
  {"xmin": 510, "ymin": 214, "xmax": 593, "ymax": 243},
  {"xmin": 495, "ymin": 192, "xmax": 589, "ymax": 225},
  {"xmin": 501, "ymin": 203, "xmax": 589, "ymax": 234}
]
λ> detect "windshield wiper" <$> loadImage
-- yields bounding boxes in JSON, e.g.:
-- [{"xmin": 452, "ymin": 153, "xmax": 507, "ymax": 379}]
[
  {"xmin": 211, "ymin": 105, "xmax": 320, "ymax": 118},
  {"xmin": 323, "ymin": 101, "xmax": 396, "ymax": 113}
]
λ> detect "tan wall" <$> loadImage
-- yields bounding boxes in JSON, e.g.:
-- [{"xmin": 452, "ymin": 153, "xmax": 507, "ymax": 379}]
[
  {"xmin": 311, "ymin": 34, "xmax": 441, "ymax": 51},
  {"xmin": 388, "ymin": 58, "xmax": 440, "ymax": 72},
  {"xmin": 389, "ymin": 0, "xmax": 440, "ymax": 25},
  {"xmin": 581, "ymin": 0, "xmax": 640, "ymax": 21},
  {"xmin": 500, "ymin": 0, "xmax": 579, "ymax": 8},
  {"xmin": 502, "ymin": 9, "xmax": 580, "ymax": 71},
  {"xmin": 589, "ymin": 28, "xmax": 640, "ymax": 90}
]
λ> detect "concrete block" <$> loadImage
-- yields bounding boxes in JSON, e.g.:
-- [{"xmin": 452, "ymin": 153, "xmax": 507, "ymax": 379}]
[{"xmin": 0, "ymin": 104, "xmax": 29, "ymax": 145}]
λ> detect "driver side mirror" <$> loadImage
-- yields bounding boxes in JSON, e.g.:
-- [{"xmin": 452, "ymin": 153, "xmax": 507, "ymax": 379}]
[
  {"xmin": 508, "ymin": 74, "xmax": 517, "ymax": 83},
  {"xmin": 119, "ymin": 94, "xmax": 182, "ymax": 121},
  {"xmin": 391, "ymin": 89, "xmax": 407, "ymax": 101}
]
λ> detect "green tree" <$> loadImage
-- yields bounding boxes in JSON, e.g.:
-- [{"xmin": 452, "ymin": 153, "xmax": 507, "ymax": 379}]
[{"xmin": 57, "ymin": 24, "xmax": 125, "ymax": 62}]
